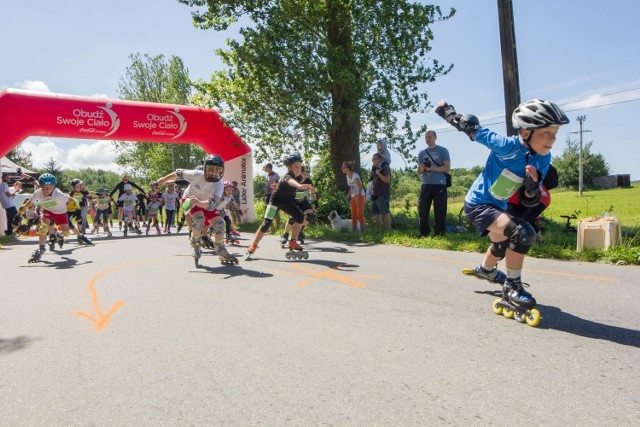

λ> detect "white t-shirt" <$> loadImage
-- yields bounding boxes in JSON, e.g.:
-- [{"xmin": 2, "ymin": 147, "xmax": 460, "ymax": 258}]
[
  {"xmin": 118, "ymin": 193, "xmax": 138, "ymax": 212},
  {"xmin": 179, "ymin": 169, "xmax": 224, "ymax": 201},
  {"xmin": 347, "ymin": 173, "xmax": 365, "ymax": 198},
  {"xmin": 162, "ymin": 191, "xmax": 180, "ymax": 211},
  {"xmin": 0, "ymin": 182, "xmax": 13, "ymax": 209},
  {"xmin": 28, "ymin": 188, "xmax": 71, "ymax": 214}
]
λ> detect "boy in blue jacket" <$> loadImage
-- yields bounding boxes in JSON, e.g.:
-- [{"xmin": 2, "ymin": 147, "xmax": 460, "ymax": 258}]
[{"xmin": 436, "ymin": 98, "xmax": 569, "ymax": 311}]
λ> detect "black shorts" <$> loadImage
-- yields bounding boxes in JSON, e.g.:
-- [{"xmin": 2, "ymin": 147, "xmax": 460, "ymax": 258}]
[
  {"xmin": 273, "ymin": 197, "xmax": 305, "ymax": 223},
  {"xmin": 295, "ymin": 198, "xmax": 313, "ymax": 212},
  {"xmin": 67, "ymin": 209, "xmax": 82, "ymax": 223},
  {"xmin": 464, "ymin": 203, "xmax": 504, "ymax": 236}
]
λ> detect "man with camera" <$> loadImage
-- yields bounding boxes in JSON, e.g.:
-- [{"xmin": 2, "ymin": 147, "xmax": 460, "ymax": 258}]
[
  {"xmin": 369, "ymin": 152, "xmax": 391, "ymax": 232},
  {"xmin": 417, "ymin": 130, "xmax": 450, "ymax": 237}
]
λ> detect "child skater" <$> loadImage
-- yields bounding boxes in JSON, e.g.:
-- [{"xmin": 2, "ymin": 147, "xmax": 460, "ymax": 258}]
[
  {"xmin": 435, "ymin": 98, "xmax": 569, "ymax": 324},
  {"xmin": 245, "ymin": 153, "xmax": 314, "ymax": 259}
]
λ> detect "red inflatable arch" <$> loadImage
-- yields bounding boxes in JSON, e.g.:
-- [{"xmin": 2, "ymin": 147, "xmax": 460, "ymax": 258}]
[
  {"xmin": 0, "ymin": 89, "xmax": 249, "ymax": 160},
  {"xmin": 0, "ymin": 89, "xmax": 256, "ymax": 220}
]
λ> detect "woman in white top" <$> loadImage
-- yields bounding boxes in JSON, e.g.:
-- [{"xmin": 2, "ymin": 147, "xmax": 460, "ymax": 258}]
[{"xmin": 341, "ymin": 161, "xmax": 366, "ymax": 234}]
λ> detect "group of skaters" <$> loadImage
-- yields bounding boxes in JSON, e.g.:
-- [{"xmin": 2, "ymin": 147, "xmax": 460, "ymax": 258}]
[
  {"xmin": 15, "ymin": 165, "xmax": 244, "ymax": 263},
  {"xmin": 12, "ymin": 96, "xmax": 569, "ymax": 325}
]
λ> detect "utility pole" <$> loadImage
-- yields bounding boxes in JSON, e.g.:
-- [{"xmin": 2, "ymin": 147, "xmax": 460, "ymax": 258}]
[
  {"xmin": 570, "ymin": 115, "xmax": 592, "ymax": 196},
  {"xmin": 497, "ymin": 0, "xmax": 521, "ymax": 135}
]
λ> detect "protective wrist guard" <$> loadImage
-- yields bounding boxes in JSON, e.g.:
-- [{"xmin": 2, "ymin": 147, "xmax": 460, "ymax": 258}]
[
  {"xmin": 435, "ymin": 102, "xmax": 479, "ymax": 140},
  {"xmin": 518, "ymin": 186, "xmax": 541, "ymax": 208},
  {"xmin": 522, "ymin": 172, "xmax": 541, "ymax": 202}
]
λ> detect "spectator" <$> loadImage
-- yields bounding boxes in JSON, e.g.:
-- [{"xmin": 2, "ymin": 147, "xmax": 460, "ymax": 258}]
[
  {"xmin": 342, "ymin": 161, "xmax": 366, "ymax": 235},
  {"xmin": 417, "ymin": 130, "xmax": 450, "ymax": 237},
  {"xmin": 1, "ymin": 173, "xmax": 18, "ymax": 239},
  {"xmin": 369, "ymin": 153, "xmax": 391, "ymax": 232},
  {"xmin": 263, "ymin": 162, "xmax": 281, "ymax": 231}
]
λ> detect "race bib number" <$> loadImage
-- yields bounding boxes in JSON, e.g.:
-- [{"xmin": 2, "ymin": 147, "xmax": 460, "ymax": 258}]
[
  {"xmin": 489, "ymin": 169, "xmax": 523, "ymax": 200},
  {"xmin": 35, "ymin": 199, "xmax": 57, "ymax": 209}
]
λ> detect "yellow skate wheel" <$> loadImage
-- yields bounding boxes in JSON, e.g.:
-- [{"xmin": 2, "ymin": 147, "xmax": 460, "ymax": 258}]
[
  {"xmin": 502, "ymin": 306, "xmax": 515, "ymax": 319},
  {"xmin": 525, "ymin": 308, "xmax": 541, "ymax": 327},
  {"xmin": 514, "ymin": 311, "xmax": 526, "ymax": 323},
  {"xmin": 492, "ymin": 298, "xmax": 504, "ymax": 315},
  {"xmin": 462, "ymin": 268, "xmax": 475, "ymax": 276}
]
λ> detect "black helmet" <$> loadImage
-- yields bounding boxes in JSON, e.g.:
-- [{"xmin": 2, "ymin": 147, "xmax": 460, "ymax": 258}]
[
  {"xmin": 203, "ymin": 154, "xmax": 224, "ymax": 182},
  {"xmin": 512, "ymin": 99, "xmax": 570, "ymax": 129},
  {"xmin": 70, "ymin": 178, "xmax": 82, "ymax": 187},
  {"xmin": 282, "ymin": 153, "xmax": 303, "ymax": 166}
]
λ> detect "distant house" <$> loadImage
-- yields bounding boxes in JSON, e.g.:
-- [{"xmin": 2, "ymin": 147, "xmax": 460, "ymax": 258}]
[{"xmin": 592, "ymin": 174, "xmax": 631, "ymax": 189}]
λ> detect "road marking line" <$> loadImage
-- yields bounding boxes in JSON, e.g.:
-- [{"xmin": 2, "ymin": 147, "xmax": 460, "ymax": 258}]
[{"xmin": 358, "ymin": 249, "xmax": 617, "ymax": 283}]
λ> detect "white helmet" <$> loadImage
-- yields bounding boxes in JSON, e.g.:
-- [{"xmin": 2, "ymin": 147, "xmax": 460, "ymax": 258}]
[
  {"xmin": 512, "ymin": 99, "xmax": 569, "ymax": 129},
  {"xmin": 123, "ymin": 183, "xmax": 133, "ymax": 191}
]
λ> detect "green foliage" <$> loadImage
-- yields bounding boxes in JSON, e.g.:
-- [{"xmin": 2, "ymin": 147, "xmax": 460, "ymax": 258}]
[
  {"xmin": 5, "ymin": 145, "xmax": 33, "ymax": 169},
  {"xmin": 180, "ymin": 0, "xmax": 454, "ymax": 187},
  {"xmin": 39, "ymin": 157, "xmax": 64, "ymax": 184},
  {"xmin": 553, "ymin": 137, "xmax": 610, "ymax": 189},
  {"xmin": 114, "ymin": 53, "xmax": 206, "ymax": 179},
  {"xmin": 310, "ymin": 152, "xmax": 350, "ymax": 220}
]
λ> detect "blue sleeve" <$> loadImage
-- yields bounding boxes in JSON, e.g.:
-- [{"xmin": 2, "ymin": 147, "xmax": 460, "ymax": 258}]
[{"xmin": 474, "ymin": 128, "xmax": 519, "ymax": 157}]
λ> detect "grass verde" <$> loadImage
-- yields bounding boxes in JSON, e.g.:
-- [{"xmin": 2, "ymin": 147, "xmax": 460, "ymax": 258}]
[{"xmin": 248, "ymin": 184, "xmax": 640, "ymax": 266}]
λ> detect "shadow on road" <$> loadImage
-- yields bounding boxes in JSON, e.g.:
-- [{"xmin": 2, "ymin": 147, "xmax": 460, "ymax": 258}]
[
  {"xmin": 475, "ymin": 290, "xmax": 640, "ymax": 348},
  {"xmin": 20, "ymin": 256, "xmax": 94, "ymax": 270},
  {"xmin": 0, "ymin": 336, "xmax": 42, "ymax": 354},
  {"xmin": 191, "ymin": 264, "xmax": 274, "ymax": 279}
]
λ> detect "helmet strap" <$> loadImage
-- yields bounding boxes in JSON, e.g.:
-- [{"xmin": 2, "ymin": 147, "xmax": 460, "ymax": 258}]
[{"xmin": 522, "ymin": 129, "xmax": 538, "ymax": 155}]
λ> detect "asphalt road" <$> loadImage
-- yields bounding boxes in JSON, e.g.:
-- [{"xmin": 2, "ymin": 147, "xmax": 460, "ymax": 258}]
[{"xmin": 1, "ymin": 229, "xmax": 639, "ymax": 425}]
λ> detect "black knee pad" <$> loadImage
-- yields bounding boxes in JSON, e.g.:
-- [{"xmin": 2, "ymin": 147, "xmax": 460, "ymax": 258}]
[
  {"xmin": 504, "ymin": 218, "xmax": 537, "ymax": 254},
  {"xmin": 259, "ymin": 218, "xmax": 273, "ymax": 233},
  {"xmin": 490, "ymin": 240, "xmax": 508, "ymax": 259},
  {"xmin": 305, "ymin": 212, "xmax": 316, "ymax": 223}
]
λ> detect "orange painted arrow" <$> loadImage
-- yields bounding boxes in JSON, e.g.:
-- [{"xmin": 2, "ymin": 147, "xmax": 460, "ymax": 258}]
[{"xmin": 70, "ymin": 263, "xmax": 140, "ymax": 330}]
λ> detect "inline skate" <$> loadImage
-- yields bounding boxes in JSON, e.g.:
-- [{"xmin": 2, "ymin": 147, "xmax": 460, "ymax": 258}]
[
  {"xmin": 200, "ymin": 235, "xmax": 215, "ymax": 250},
  {"xmin": 214, "ymin": 241, "xmax": 238, "ymax": 265},
  {"xmin": 77, "ymin": 234, "xmax": 94, "ymax": 246},
  {"xmin": 245, "ymin": 243, "xmax": 257, "ymax": 261},
  {"xmin": 462, "ymin": 265, "xmax": 506, "ymax": 284},
  {"xmin": 48, "ymin": 233, "xmax": 57, "ymax": 252},
  {"xmin": 492, "ymin": 277, "xmax": 541, "ymax": 327},
  {"xmin": 285, "ymin": 240, "xmax": 308, "ymax": 260},
  {"xmin": 191, "ymin": 239, "xmax": 202, "ymax": 267},
  {"xmin": 28, "ymin": 246, "xmax": 46, "ymax": 263},
  {"xmin": 280, "ymin": 232, "xmax": 289, "ymax": 248}
]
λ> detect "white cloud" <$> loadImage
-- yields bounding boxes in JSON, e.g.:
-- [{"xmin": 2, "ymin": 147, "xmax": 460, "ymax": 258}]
[
  {"xmin": 16, "ymin": 80, "xmax": 50, "ymax": 92},
  {"xmin": 20, "ymin": 137, "xmax": 122, "ymax": 172},
  {"xmin": 21, "ymin": 137, "xmax": 64, "ymax": 167},
  {"xmin": 65, "ymin": 140, "xmax": 121, "ymax": 170}
]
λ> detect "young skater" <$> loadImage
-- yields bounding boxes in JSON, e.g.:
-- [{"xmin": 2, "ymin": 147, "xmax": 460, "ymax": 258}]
[
  {"xmin": 146, "ymin": 193, "xmax": 163, "ymax": 235},
  {"xmin": 19, "ymin": 174, "xmax": 88, "ymax": 262},
  {"xmin": 280, "ymin": 163, "xmax": 317, "ymax": 245},
  {"xmin": 246, "ymin": 153, "xmax": 314, "ymax": 260},
  {"xmin": 158, "ymin": 155, "xmax": 236, "ymax": 265},
  {"xmin": 436, "ymin": 98, "xmax": 569, "ymax": 324}
]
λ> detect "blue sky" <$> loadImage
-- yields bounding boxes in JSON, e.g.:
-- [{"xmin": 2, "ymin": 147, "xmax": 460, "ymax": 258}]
[{"xmin": 1, "ymin": 0, "xmax": 639, "ymax": 180}]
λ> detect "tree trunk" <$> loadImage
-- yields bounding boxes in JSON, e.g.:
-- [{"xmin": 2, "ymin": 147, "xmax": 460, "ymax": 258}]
[{"xmin": 327, "ymin": 0, "xmax": 361, "ymax": 192}]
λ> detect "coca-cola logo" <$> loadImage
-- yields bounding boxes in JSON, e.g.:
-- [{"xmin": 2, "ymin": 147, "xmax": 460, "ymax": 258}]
[{"xmin": 55, "ymin": 103, "xmax": 119, "ymax": 136}]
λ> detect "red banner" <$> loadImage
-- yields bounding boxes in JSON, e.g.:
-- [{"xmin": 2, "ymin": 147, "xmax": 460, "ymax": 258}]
[{"xmin": 0, "ymin": 89, "xmax": 249, "ymax": 160}]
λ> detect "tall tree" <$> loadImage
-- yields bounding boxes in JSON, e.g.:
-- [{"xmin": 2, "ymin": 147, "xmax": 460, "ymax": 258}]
[
  {"xmin": 553, "ymin": 137, "xmax": 610, "ymax": 189},
  {"xmin": 39, "ymin": 157, "xmax": 64, "ymax": 184},
  {"xmin": 5, "ymin": 145, "xmax": 33, "ymax": 169},
  {"xmin": 179, "ymin": 0, "xmax": 454, "ymax": 189},
  {"xmin": 114, "ymin": 53, "xmax": 205, "ymax": 179}
]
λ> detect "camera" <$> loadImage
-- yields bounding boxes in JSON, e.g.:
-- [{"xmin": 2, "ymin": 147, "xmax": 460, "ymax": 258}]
[{"xmin": 422, "ymin": 158, "xmax": 432, "ymax": 168}]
